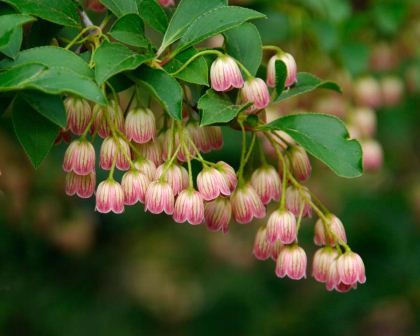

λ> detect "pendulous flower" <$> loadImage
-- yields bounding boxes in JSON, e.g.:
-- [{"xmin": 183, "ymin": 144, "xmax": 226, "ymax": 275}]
[
  {"xmin": 267, "ymin": 52, "xmax": 297, "ymax": 88},
  {"xmin": 275, "ymin": 244, "xmax": 307, "ymax": 280},
  {"xmin": 210, "ymin": 55, "xmax": 244, "ymax": 92},
  {"xmin": 95, "ymin": 179, "xmax": 125, "ymax": 214},
  {"xmin": 314, "ymin": 214, "xmax": 347, "ymax": 246},
  {"xmin": 125, "ymin": 107, "xmax": 156, "ymax": 144},
  {"xmin": 63, "ymin": 139, "xmax": 96, "ymax": 176},
  {"xmin": 266, "ymin": 209, "xmax": 297, "ymax": 244},
  {"xmin": 231, "ymin": 183, "xmax": 266, "ymax": 224},
  {"xmin": 197, "ymin": 167, "xmax": 231, "ymax": 201},
  {"xmin": 121, "ymin": 170, "xmax": 150, "ymax": 205},
  {"xmin": 144, "ymin": 181, "xmax": 174, "ymax": 215},
  {"xmin": 204, "ymin": 197, "xmax": 232, "ymax": 233},
  {"xmin": 251, "ymin": 165, "xmax": 281, "ymax": 205},
  {"xmin": 173, "ymin": 188, "xmax": 205, "ymax": 225},
  {"xmin": 241, "ymin": 77, "xmax": 270, "ymax": 111},
  {"xmin": 64, "ymin": 97, "xmax": 92, "ymax": 135}
]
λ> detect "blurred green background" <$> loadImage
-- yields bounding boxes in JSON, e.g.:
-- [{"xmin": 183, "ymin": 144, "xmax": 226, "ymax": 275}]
[{"xmin": 0, "ymin": 0, "xmax": 419, "ymax": 335}]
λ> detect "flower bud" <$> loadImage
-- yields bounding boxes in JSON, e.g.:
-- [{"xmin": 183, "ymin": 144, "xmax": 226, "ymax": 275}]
[
  {"xmin": 125, "ymin": 107, "xmax": 156, "ymax": 144},
  {"xmin": 289, "ymin": 146, "xmax": 311, "ymax": 181},
  {"xmin": 210, "ymin": 55, "xmax": 244, "ymax": 92},
  {"xmin": 275, "ymin": 244, "xmax": 307, "ymax": 280},
  {"xmin": 99, "ymin": 136, "xmax": 131, "ymax": 171},
  {"xmin": 197, "ymin": 167, "xmax": 231, "ymax": 201},
  {"xmin": 155, "ymin": 163, "xmax": 185, "ymax": 195},
  {"xmin": 251, "ymin": 165, "xmax": 281, "ymax": 205},
  {"xmin": 121, "ymin": 170, "xmax": 150, "ymax": 205},
  {"xmin": 312, "ymin": 247, "xmax": 338, "ymax": 283},
  {"xmin": 362, "ymin": 139, "xmax": 383, "ymax": 172},
  {"xmin": 314, "ymin": 214, "xmax": 347, "ymax": 246},
  {"xmin": 349, "ymin": 107, "xmax": 377, "ymax": 138},
  {"xmin": 267, "ymin": 52, "xmax": 297, "ymax": 88},
  {"xmin": 93, "ymin": 101, "xmax": 124, "ymax": 138},
  {"xmin": 158, "ymin": 0, "xmax": 175, "ymax": 7},
  {"xmin": 63, "ymin": 139, "xmax": 96, "ymax": 175},
  {"xmin": 381, "ymin": 76, "xmax": 404, "ymax": 106},
  {"xmin": 204, "ymin": 197, "xmax": 231, "ymax": 233},
  {"xmin": 231, "ymin": 184, "xmax": 266, "ymax": 224},
  {"xmin": 135, "ymin": 140, "xmax": 162, "ymax": 166},
  {"xmin": 241, "ymin": 77, "xmax": 270, "ymax": 111},
  {"xmin": 95, "ymin": 179, "xmax": 124, "ymax": 214},
  {"xmin": 134, "ymin": 158, "xmax": 156, "ymax": 181},
  {"xmin": 215, "ymin": 161, "xmax": 237, "ymax": 192},
  {"xmin": 266, "ymin": 209, "xmax": 297, "ymax": 244},
  {"xmin": 64, "ymin": 97, "xmax": 92, "ymax": 135},
  {"xmin": 205, "ymin": 126, "xmax": 223, "ymax": 150},
  {"xmin": 187, "ymin": 122, "xmax": 211, "ymax": 153},
  {"xmin": 173, "ymin": 188, "xmax": 205, "ymax": 225},
  {"xmin": 353, "ymin": 77, "xmax": 382, "ymax": 108},
  {"xmin": 326, "ymin": 251, "xmax": 366, "ymax": 292},
  {"xmin": 285, "ymin": 186, "xmax": 312, "ymax": 217},
  {"xmin": 253, "ymin": 227, "xmax": 272, "ymax": 260},
  {"xmin": 144, "ymin": 181, "xmax": 174, "ymax": 215},
  {"xmin": 65, "ymin": 172, "xmax": 96, "ymax": 199}
]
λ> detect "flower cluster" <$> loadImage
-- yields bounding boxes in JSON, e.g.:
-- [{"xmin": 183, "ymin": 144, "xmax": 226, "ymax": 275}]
[{"xmin": 61, "ymin": 49, "xmax": 365, "ymax": 292}]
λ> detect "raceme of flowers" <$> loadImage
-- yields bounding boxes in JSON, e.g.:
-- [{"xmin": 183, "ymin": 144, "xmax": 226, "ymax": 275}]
[{"xmin": 61, "ymin": 48, "xmax": 365, "ymax": 293}]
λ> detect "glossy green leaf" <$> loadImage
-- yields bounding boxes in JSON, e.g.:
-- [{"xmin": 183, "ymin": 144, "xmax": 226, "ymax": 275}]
[
  {"xmin": 275, "ymin": 60, "xmax": 287, "ymax": 96},
  {"xmin": 94, "ymin": 42, "xmax": 153, "ymax": 85},
  {"xmin": 160, "ymin": 0, "xmax": 227, "ymax": 53},
  {"xmin": 0, "ymin": 26, "xmax": 23, "ymax": 58},
  {"xmin": 0, "ymin": 93, "xmax": 15, "ymax": 116},
  {"xmin": 261, "ymin": 113, "xmax": 363, "ymax": 178},
  {"xmin": 0, "ymin": 46, "xmax": 93, "ymax": 77},
  {"xmin": 137, "ymin": 0, "xmax": 168, "ymax": 34},
  {"xmin": 132, "ymin": 67, "xmax": 183, "ymax": 120},
  {"xmin": 109, "ymin": 14, "xmax": 150, "ymax": 48},
  {"xmin": 0, "ymin": 14, "xmax": 35, "ymax": 49},
  {"xmin": 273, "ymin": 72, "xmax": 341, "ymax": 103},
  {"xmin": 224, "ymin": 23, "xmax": 262, "ymax": 76},
  {"xmin": 0, "ymin": 64, "xmax": 107, "ymax": 105},
  {"xmin": 176, "ymin": 6, "xmax": 265, "ymax": 54},
  {"xmin": 20, "ymin": 91, "xmax": 66, "ymax": 128},
  {"xmin": 12, "ymin": 97, "xmax": 60, "ymax": 168},
  {"xmin": 2, "ymin": 0, "xmax": 80, "ymax": 27},
  {"xmin": 198, "ymin": 89, "xmax": 250, "ymax": 126},
  {"xmin": 164, "ymin": 48, "xmax": 208, "ymax": 86},
  {"xmin": 99, "ymin": 0, "xmax": 137, "ymax": 17}
]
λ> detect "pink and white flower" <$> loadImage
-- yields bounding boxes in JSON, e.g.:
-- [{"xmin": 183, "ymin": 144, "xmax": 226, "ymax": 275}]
[
  {"xmin": 187, "ymin": 122, "xmax": 211, "ymax": 153},
  {"xmin": 125, "ymin": 107, "xmax": 156, "ymax": 144},
  {"xmin": 253, "ymin": 227, "xmax": 272, "ymax": 260},
  {"xmin": 362, "ymin": 139, "xmax": 383, "ymax": 173},
  {"xmin": 158, "ymin": 0, "xmax": 175, "ymax": 7},
  {"xmin": 251, "ymin": 165, "xmax": 281, "ymax": 204},
  {"xmin": 231, "ymin": 184, "xmax": 266, "ymax": 224},
  {"xmin": 210, "ymin": 55, "xmax": 244, "ymax": 92},
  {"xmin": 173, "ymin": 188, "xmax": 204, "ymax": 225},
  {"xmin": 121, "ymin": 170, "xmax": 150, "ymax": 205},
  {"xmin": 353, "ymin": 77, "xmax": 382, "ymax": 108},
  {"xmin": 134, "ymin": 158, "xmax": 156, "ymax": 181},
  {"xmin": 267, "ymin": 52, "xmax": 297, "ymax": 88},
  {"xmin": 65, "ymin": 172, "xmax": 96, "ymax": 199},
  {"xmin": 93, "ymin": 101, "xmax": 124, "ymax": 138},
  {"xmin": 205, "ymin": 126, "xmax": 223, "ymax": 150},
  {"xmin": 312, "ymin": 247, "xmax": 338, "ymax": 283},
  {"xmin": 144, "ymin": 181, "xmax": 174, "ymax": 215},
  {"xmin": 314, "ymin": 214, "xmax": 347, "ymax": 246},
  {"xmin": 197, "ymin": 167, "xmax": 231, "ymax": 201},
  {"xmin": 155, "ymin": 163, "xmax": 185, "ymax": 195},
  {"xmin": 215, "ymin": 161, "xmax": 237, "ymax": 192},
  {"xmin": 99, "ymin": 136, "xmax": 131, "ymax": 171},
  {"xmin": 289, "ymin": 146, "xmax": 311, "ymax": 181},
  {"xmin": 241, "ymin": 77, "xmax": 270, "ymax": 111},
  {"xmin": 285, "ymin": 185, "xmax": 312, "ymax": 217},
  {"xmin": 63, "ymin": 139, "xmax": 96, "ymax": 176},
  {"xmin": 266, "ymin": 209, "xmax": 297, "ymax": 244},
  {"xmin": 204, "ymin": 197, "xmax": 231, "ymax": 233},
  {"xmin": 275, "ymin": 244, "xmax": 307, "ymax": 280},
  {"xmin": 326, "ymin": 251, "xmax": 366, "ymax": 292},
  {"xmin": 95, "ymin": 179, "xmax": 125, "ymax": 214},
  {"xmin": 135, "ymin": 140, "xmax": 163, "ymax": 166},
  {"xmin": 64, "ymin": 97, "xmax": 92, "ymax": 135}
]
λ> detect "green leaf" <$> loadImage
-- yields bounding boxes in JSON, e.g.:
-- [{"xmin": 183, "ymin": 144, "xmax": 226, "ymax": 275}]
[
  {"xmin": 137, "ymin": 0, "xmax": 168, "ymax": 34},
  {"xmin": 132, "ymin": 66, "xmax": 183, "ymax": 120},
  {"xmin": 261, "ymin": 113, "xmax": 363, "ymax": 178},
  {"xmin": 12, "ymin": 96, "xmax": 60, "ymax": 168},
  {"xmin": 275, "ymin": 60, "xmax": 287, "ymax": 96},
  {"xmin": 0, "ymin": 14, "xmax": 35, "ymax": 49},
  {"xmin": 273, "ymin": 72, "xmax": 341, "ymax": 103},
  {"xmin": 0, "ymin": 93, "xmax": 15, "ymax": 116},
  {"xmin": 0, "ymin": 46, "xmax": 93, "ymax": 77},
  {"xmin": 99, "ymin": 0, "xmax": 137, "ymax": 17},
  {"xmin": 94, "ymin": 41, "xmax": 153, "ymax": 85},
  {"xmin": 198, "ymin": 89, "xmax": 250, "ymax": 126},
  {"xmin": 20, "ymin": 91, "xmax": 66, "ymax": 128},
  {"xmin": 164, "ymin": 48, "xmax": 208, "ymax": 86},
  {"xmin": 2, "ymin": 0, "xmax": 80, "ymax": 27},
  {"xmin": 176, "ymin": 6, "xmax": 265, "ymax": 54},
  {"xmin": 0, "ymin": 64, "xmax": 107, "ymax": 105},
  {"xmin": 0, "ymin": 26, "xmax": 23, "ymax": 58},
  {"xmin": 160, "ymin": 0, "xmax": 227, "ymax": 53},
  {"xmin": 109, "ymin": 14, "xmax": 150, "ymax": 48},
  {"xmin": 223, "ymin": 23, "xmax": 262, "ymax": 76}
]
